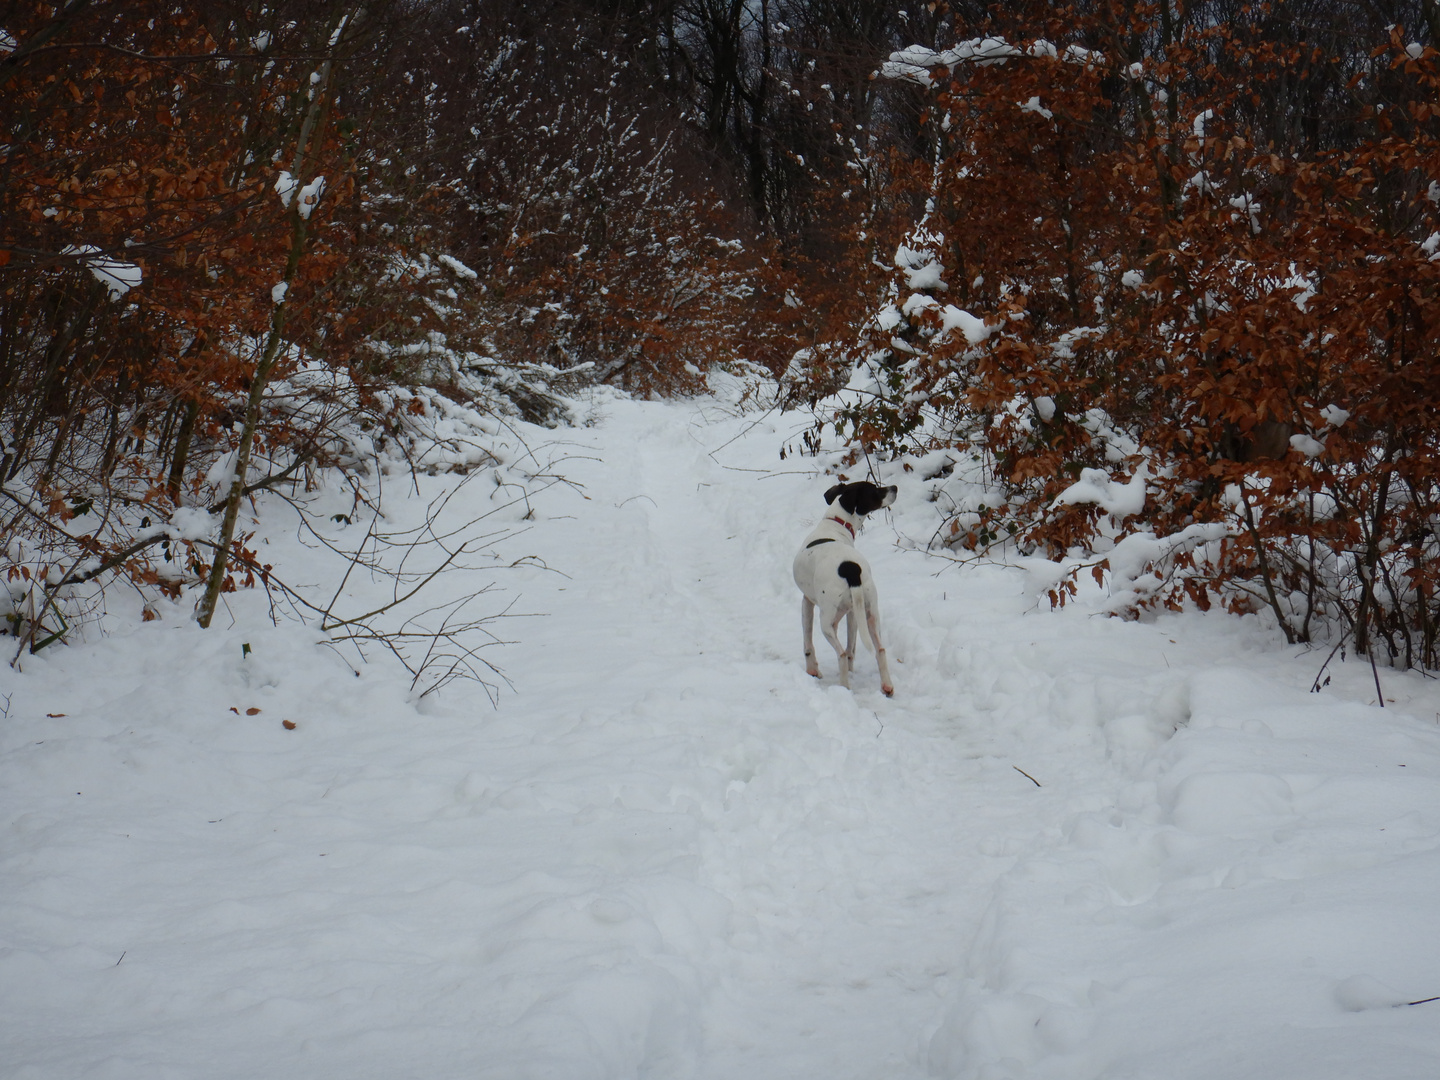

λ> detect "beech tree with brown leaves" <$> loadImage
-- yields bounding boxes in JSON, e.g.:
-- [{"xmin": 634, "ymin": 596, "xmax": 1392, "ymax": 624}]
[
  {"xmin": 828, "ymin": 0, "xmax": 1440, "ymax": 670},
  {"xmin": 0, "ymin": 1, "xmax": 410, "ymax": 647}
]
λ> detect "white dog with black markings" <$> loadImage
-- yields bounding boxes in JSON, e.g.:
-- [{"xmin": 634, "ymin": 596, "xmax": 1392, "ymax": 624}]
[{"xmin": 792, "ymin": 480, "xmax": 897, "ymax": 696}]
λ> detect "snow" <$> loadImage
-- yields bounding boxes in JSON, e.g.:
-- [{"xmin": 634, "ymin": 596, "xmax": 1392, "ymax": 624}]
[
  {"xmin": 297, "ymin": 176, "xmax": 326, "ymax": 220},
  {"xmin": 203, "ymin": 448, "xmax": 239, "ymax": 490},
  {"xmin": 275, "ymin": 171, "xmax": 298, "ymax": 208},
  {"xmin": 1286, "ymin": 266, "xmax": 1319, "ymax": 310},
  {"xmin": 1185, "ymin": 169, "xmax": 1214, "ymax": 197},
  {"xmin": 62, "ymin": 244, "xmax": 143, "ymax": 299},
  {"xmin": 437, "ymin": 254, "xmax": 479, "ymax": 280},
  {"xmin": 1053, "ymin": 464, "xmax": 1148, "ymax": 518},
  {"xmin": 1320, "ymin": 404, "xmax": 1350, "ymax": 428},
  {"xmin": 3, "ymin": 386, "xmax": 1440, "ymax": 1078},
  {"xmin": 895, "ymin": 242, "xmax": 947, "ymax": 291},
  {"xmin": 169, "ymin": 506, "xmax": 216, "ymax": 541},
  {"xmin": 940, "ymin": 305, "xmax": 992, "ymax": 344},
  {"xmin": 1229, "ymin": 193, "xmax": 1263, "ymax": 234},
  {"xmin": 882, "ymin": 38, "xmax": 1021, "ymax": 84},
  {"xmin": 1335, "ymin": 973, "xmax": 1411, "ymax": 1011},
  {"xmin": 1062, "ymin": 44, "xmax": 1103, "ymax": 68},
  {"xmin": 1018, "ymin": 96, "xmax": 1053, "ymax": 120}
]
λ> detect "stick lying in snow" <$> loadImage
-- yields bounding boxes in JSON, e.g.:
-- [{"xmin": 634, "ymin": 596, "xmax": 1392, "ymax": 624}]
[{"xmin": 1013, "ymin": 766, "xmax": 1042, "ymax": 787}]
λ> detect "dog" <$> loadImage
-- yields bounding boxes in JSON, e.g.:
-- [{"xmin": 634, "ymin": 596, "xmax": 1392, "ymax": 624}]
[{"xmin": 792, "ymin": 480, "xmax": 897, "ymax": 696}]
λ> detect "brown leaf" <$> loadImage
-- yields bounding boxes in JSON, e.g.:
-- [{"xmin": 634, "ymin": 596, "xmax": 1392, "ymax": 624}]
[
  {"xmin": 282, "ymin": 720, "xmax": 297, "ymax": 730},
  {"xmin": 246, "ymin": 707, "xmax": 261, "ymax": 715}
]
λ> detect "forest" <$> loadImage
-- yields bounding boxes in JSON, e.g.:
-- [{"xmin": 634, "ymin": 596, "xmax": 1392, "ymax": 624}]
[{"xmin": 5, "ymin": 0, "xmax": 1440, "ymax": 672}]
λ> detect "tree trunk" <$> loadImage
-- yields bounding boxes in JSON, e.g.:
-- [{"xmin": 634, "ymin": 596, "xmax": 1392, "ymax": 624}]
[
  {"xmin": 167, "ymin": 397, "xmax": 199, "ymax": 505},
  {"xmin": 195, "ymin": 18, "xmax": 347, "ymax": 626}
]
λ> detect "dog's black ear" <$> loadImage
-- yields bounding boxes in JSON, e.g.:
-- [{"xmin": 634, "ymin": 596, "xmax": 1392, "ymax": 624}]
[{"xmin": 824, "ymin": 483, "xmax": 844, "ymax": 505}]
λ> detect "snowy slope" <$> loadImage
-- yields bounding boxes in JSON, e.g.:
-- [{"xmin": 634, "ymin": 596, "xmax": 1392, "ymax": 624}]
[{"xmin": 3, "ymin": 385, "xmax": 1440, "ymax": 1080}]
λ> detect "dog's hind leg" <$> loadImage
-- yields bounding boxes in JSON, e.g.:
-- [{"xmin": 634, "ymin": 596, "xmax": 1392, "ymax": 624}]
[
  {"xmin": 865, "ymin": 600, "xmax": 894, "ymax": 697},
  {"xmin": 821, "ymin": 611, "xmax": 850, "ymax": 688},
  {"xmin": 801, "ymin": 596, "xmax": 820, "ymax": 678},
  {"xmin": 834, "ymin": 563, "xmax": 866, "ymax": 689}
]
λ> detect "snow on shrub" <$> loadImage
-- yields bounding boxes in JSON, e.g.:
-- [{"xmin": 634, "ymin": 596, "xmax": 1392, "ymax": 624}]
[{"xmin": 805, "ymin": 6, "xmax": 1440, "ymax": 669}]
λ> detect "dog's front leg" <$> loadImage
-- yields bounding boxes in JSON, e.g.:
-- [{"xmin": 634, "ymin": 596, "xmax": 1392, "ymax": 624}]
[{"xmin": 801, "ymin": 596, "xmax": 820, "ymax": 677}]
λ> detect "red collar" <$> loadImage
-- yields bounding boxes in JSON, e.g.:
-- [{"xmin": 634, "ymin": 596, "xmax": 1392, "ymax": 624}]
[{"xmin": 828, "ymin": 516, "xmax": 855, "ymax": 538}]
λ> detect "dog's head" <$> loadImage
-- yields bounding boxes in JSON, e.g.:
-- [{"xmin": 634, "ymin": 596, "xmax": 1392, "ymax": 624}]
[{"xmin": 823, "ymin": 481, "xmax": 897, "ymax": 518}]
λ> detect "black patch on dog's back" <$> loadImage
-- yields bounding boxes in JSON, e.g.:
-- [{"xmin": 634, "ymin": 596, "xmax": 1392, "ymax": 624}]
[
  {"xmin": 837, "ymin": 560, "xmax": 863, "ymax": 587},
  {"xmin": 806, "ymin": 537, "xmax": 835, "ymax": 548}
]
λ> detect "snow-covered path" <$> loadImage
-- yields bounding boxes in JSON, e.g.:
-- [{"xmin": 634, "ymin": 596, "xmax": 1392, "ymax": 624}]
[
  {"xmin": 4, "ymin": 388, "xmax": 1440, "ymax": 1079},
  {"xmin": 486, "ymin": 397, "xmax": 1023, "ymax": 1077}
]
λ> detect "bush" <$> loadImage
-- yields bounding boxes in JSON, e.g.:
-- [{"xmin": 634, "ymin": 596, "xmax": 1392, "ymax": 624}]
[{"xmin": 821, "ymin": 2, "xmax": 1440, "ymax": 668}]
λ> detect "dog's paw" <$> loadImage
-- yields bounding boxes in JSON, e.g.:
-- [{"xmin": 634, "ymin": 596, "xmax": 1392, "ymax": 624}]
[{"xmin": 882, "ymin": 685, "xmax": 895, "ymax": 697}]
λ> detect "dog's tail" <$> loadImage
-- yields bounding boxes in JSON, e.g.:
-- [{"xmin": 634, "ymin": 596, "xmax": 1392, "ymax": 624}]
[{"xmin": 838, "ymin": 561, "xmax": 875, "ymax": 653}]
